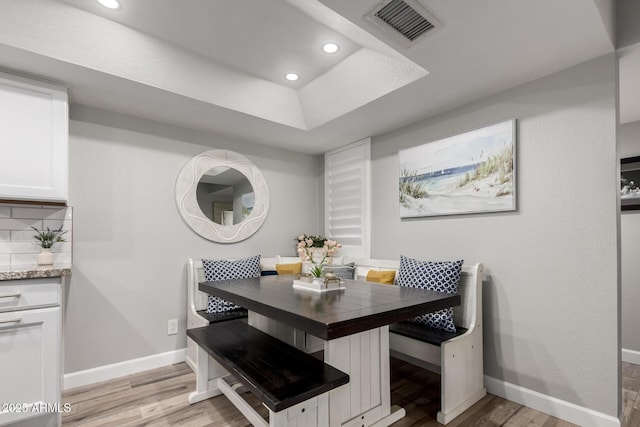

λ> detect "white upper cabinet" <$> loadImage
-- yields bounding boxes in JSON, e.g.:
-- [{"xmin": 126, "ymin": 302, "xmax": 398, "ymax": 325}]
[{"xmin": 0, "ymin": 71, "xmax": 68, "ymax": 203}]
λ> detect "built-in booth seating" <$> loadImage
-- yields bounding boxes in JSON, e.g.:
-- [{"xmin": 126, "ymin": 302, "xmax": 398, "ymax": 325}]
[
  {"xmin": 186, "ymin": 259, "xmax": 247, "ymax": 330},
  {"xmin": 186, "ymin": 257, "xmax": 485, "ymax": 425},
  {"xmin": 383, "ymin": 261, "xmax": 486, "ymax": 425}
]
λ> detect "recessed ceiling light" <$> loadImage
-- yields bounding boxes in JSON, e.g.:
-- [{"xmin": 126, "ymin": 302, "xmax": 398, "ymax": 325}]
[
  {"xmin": 322, "ymin": 42, "xmax": 339, "ymax": 54},
  {"xmin": 285, "ymin": 73, "xmax": 300, "ymax": 82},
  {"xmin": 97, "ymin": 0, "xmax": 121, "ymax": 10}
]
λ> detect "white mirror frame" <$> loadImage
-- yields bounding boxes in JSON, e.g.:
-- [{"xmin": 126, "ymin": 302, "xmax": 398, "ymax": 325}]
[{"xmin": 175, "ymin": 149, "xmax": 269, "ymax": 243}]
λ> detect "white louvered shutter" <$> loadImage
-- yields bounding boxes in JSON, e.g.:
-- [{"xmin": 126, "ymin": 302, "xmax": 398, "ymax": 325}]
[{"xmin": 324, "ymin": 138, "xmax": 371, "ymax": 259}]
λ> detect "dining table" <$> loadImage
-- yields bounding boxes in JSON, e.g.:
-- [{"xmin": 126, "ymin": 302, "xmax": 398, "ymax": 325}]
[{"xmin": 199, "ymin": 274, "xmax": 460, "ymax": 427}]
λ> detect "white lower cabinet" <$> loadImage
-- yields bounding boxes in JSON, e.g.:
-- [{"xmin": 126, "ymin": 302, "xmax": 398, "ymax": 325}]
[{"xmin": 0, "ymin": 278, "xmax": 63, "ymax": 427}]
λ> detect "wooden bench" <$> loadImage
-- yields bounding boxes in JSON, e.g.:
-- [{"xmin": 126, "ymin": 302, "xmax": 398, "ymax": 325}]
[
  {"xmin": 187, "ymin": 319, "xmax": 349, "ymax": 427},
  {"xmin": 388, "ymin": 262, "xmax": 486, "ymax": 425}
]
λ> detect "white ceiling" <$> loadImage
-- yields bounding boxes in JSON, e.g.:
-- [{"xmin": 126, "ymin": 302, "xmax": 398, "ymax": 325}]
[
  {"xmin": 60, "ymin": 0, "xmax": 363, "ymax": 88},
  {"xmin": 0, "ymin": 0, "xmax": 619, "ymax": 154}
]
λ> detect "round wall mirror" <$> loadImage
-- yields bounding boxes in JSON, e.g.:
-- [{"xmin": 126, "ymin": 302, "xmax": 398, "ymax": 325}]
[{"xmin": 175, "ymin": 149, "xmax": 269, "ymax": 243}]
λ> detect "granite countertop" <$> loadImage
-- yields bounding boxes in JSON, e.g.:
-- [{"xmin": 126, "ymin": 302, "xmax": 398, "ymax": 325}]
[{"xmin": 0, "ymin": 265, "xmax": 72, "ymax": 281}]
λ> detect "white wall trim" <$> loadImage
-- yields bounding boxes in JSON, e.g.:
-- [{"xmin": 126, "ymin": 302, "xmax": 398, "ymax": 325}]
[
  {"xmin": 63, "ymin": 348, "xmax": 187, "ymax": 391},
  {"xmin": 484, "ymin": 375, "xmax": 620, "ymax": 427},
  {"xmin": 622, "ymin": 348, "xmax": 640, "ymax": 365}
]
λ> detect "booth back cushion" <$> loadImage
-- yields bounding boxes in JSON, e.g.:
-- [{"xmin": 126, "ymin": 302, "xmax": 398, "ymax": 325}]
[
  {"xmin": 396, "ymin": 256, "xmax": 463, "ymax": 332},
  {"xmin": 325, "ymin": 262, "xmax": 356, "ymax": 279},
  {"xmin": 276, "ymin": 262, "xmax": 302, "ymax": 275},
  {"xmin": 366, "ymin": 270, "xmax": 396, "ymax": 284},
  {"xmin": 203, "ymin": 255, "xmax": 261, "ymax": 313}
]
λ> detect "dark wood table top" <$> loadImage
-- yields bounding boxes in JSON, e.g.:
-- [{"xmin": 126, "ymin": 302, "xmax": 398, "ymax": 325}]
[{"xmin": 199, "ymin": 276, "xmax": 460, "ymax": 340}]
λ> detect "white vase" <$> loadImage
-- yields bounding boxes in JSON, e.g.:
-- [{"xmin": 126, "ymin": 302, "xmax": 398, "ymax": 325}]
[
  {"xmin": 312, "ymin": 277, "xmax": 325, "ymax": 288},
  {"xmin": 37, "ymin": 248, "xmax": 54, "ymax": 266},
  {"xmin": 305, "ymin": 248, "xmax": 325, "ymax": 264}
]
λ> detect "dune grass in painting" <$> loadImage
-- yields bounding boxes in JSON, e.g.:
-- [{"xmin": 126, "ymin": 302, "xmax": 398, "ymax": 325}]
[
  {"xmin": 399, "ymin": 168, "xmax": 428, "ymax": 206},
  {"xmin": 455, "ymin": 144, "xmax": 513, "ymax": 195}
]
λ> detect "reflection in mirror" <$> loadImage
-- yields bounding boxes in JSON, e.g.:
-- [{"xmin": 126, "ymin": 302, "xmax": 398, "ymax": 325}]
[
  {"xmin": 196, "ymin": 167, "xmax": 253, "ymax": 226},
  {"xmin": 175, "ymin": 149, "xmax": 269, "ymax": 243}
]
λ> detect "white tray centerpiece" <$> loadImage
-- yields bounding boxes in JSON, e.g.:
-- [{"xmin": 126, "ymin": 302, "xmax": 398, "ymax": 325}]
[{"xmin": 293, "ymin": 234, "xmax": 344, "ymax": 292}]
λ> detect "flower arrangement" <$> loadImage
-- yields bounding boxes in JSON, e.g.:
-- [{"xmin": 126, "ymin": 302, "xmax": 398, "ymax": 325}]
[
  {"xmin": 296, "ymin": 234, "xmax": 342, "ymax": 277},
  {"xmin": 296, "ymin": 234, "xmax": 326, "ymax": 248},
  {"xmin": 32, "ymin": 226, "xmax": 67, "ymax": 249}
]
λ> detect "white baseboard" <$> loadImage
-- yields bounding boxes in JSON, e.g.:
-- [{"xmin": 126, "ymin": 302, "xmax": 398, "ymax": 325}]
[
  {"xmin": 622, "ymin": 348, "xmax": 640, "ymax": 365},
  {"xmin": 484, "ymin": 375, "xmax": 620, "ymax": 427},
  {"xmin": 63, "ymin": 348, "xmax": 187, "ymax": 391}
]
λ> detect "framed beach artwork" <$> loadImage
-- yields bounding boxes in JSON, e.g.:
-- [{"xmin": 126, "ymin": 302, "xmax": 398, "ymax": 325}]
[
  {"xmin": 621, "ymin": 156, "xmax": 640, "ymax": 211},
  {"xmin": 399, "ymin": 119, "xmax": 516, "ymax": 218}
]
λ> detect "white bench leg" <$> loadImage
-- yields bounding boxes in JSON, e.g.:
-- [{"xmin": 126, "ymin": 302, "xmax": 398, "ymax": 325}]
[
  {"xmin": 269, "ymin": 393, "xmax": 329, "ymax": 427},
  {"xmin": 437, "ymin": 331, "xmax": 486, "ymax": 424},
  {"xmin": 216, "ymin": 375, "xmax": 331, "ymax": 427},
  {"xmin": 187, "ymin": 344, "xmax": 226, "ymax": 404},
  {"xmin": 437, "ymin": 388, "xmax": 486, "ymax": 425},
  {"xmin": 218, "ymin": 377, "xmax": 269, "ymax": 427}
]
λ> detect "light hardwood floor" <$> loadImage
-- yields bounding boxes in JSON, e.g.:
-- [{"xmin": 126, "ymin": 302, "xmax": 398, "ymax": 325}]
[
  {"xmin": 62, "ymin": 359, "xmax": 638, "ymax": 426},
  {"xmin": 622, "ymin": 362, "xmax": 640, "ymax": 427}
]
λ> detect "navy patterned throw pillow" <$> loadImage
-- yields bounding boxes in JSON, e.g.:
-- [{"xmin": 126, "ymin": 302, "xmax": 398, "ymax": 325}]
[
  {"xmin": 203, "ymin": 255, "xmax": 261, "ymax": 313},
  {"xmin": 396, "ymin": 256, "xmax": 463, "ymax": 333}
]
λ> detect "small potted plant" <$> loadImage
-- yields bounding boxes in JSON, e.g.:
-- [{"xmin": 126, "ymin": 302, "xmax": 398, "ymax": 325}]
[
  {"xmin": 309, "ymin": 263, "xmax": 325, "ymax": 287},
  {"xmin": 32, "ymin": 226, "xmax": 67, "ymax": 265}
]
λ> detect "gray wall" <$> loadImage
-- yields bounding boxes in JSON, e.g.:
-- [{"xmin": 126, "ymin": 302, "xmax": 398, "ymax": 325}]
[
  {"xmin": 369, "ymin": 54, "xmax": 619, "ymax": 415},
  {"xmin": 617, "ymin": 0, "xmax": 640, "ymax": 49},
  {"xmin": 65, "ymin": 106, "xmax": 321, "ymax": 373},
  {"xmin": 620, "ymin": 120, "xmax": 640, "ymax": 354}
]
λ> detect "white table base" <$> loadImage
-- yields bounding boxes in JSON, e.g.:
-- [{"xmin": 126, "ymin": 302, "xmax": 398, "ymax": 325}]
[{"xmin": 250, "ymin": 313, "xmax": 406, "ymax": 427}]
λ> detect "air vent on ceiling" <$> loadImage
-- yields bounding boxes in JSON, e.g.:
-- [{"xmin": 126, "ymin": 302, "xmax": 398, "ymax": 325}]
[{"xmin": 366, "ymin": 0, "xmax": 441, "ymax": 48}]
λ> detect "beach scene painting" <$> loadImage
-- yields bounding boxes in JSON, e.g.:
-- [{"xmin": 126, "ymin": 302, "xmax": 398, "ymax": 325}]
[{"xmin": 399, "ymin": 119, "xmax": 516, "ymax": 218}]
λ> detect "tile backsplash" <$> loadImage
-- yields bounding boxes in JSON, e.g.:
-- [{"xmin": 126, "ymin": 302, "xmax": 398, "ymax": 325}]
[{"xmin": 0, "ymin": 204, "xmax": 72, "ymax": 268}]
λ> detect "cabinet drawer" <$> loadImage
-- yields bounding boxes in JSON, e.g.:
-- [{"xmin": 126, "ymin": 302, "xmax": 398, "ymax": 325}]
[{"xmin": 0, "ymin": 279, "xmax": 60, "ymax": 313}]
